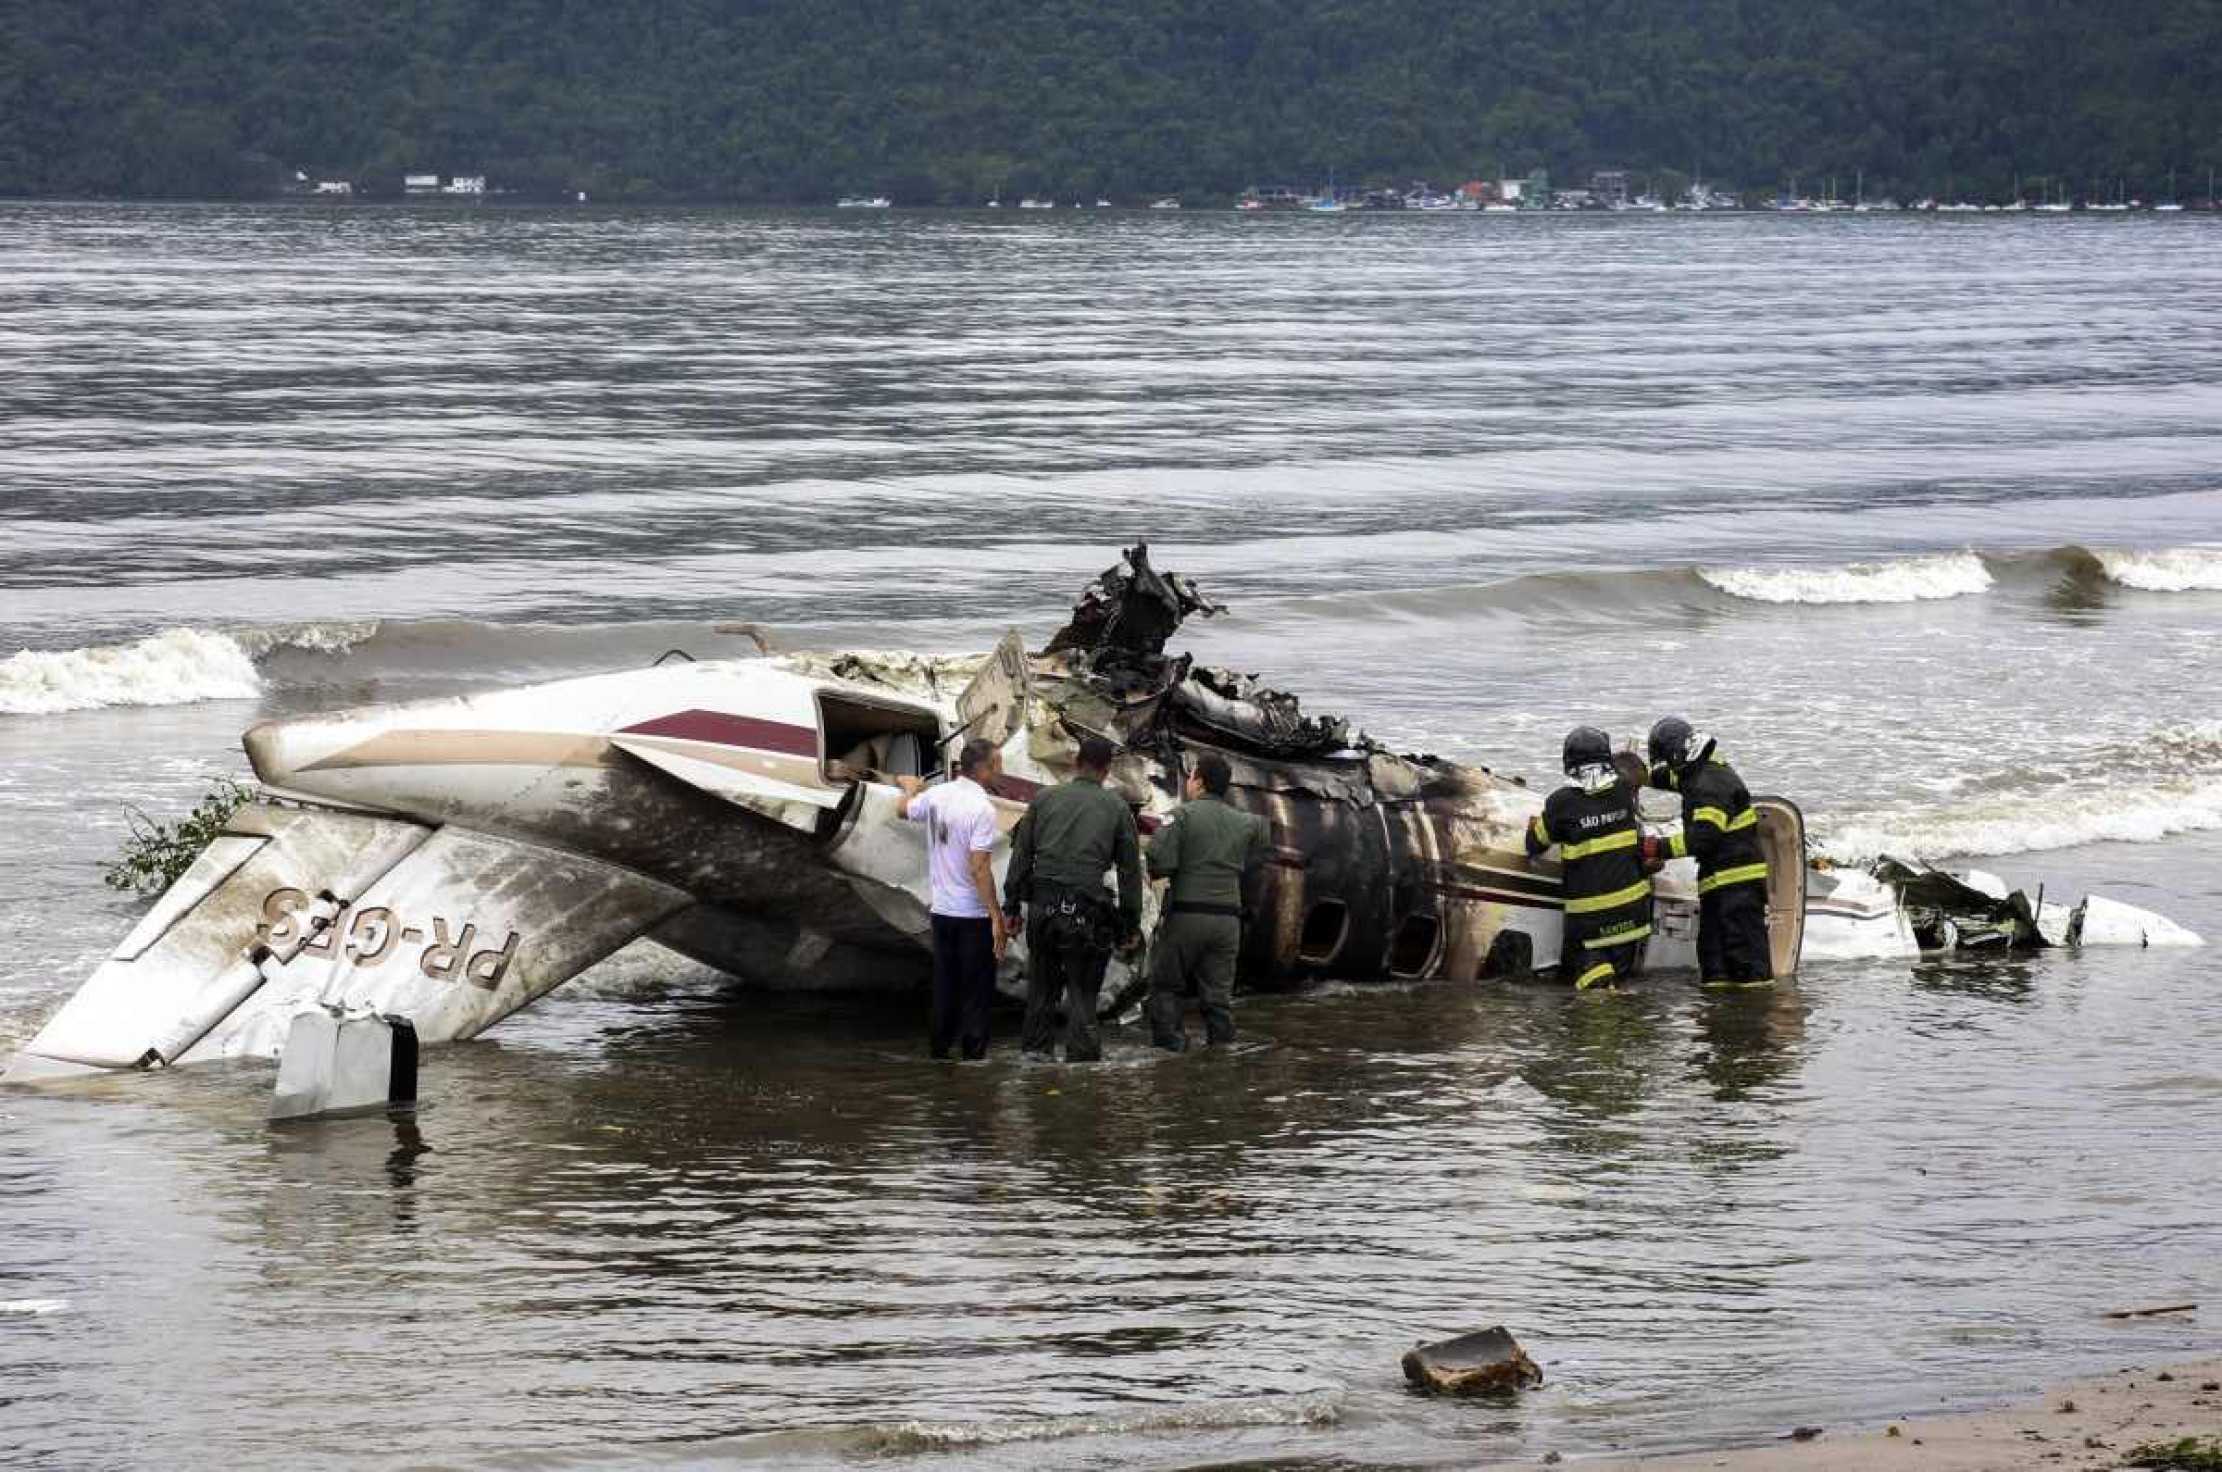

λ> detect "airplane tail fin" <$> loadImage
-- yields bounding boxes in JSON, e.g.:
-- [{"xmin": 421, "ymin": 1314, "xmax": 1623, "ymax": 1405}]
[{"xmin": 5, "ymin": 803, "xmax": 690, "ymax": 1082}]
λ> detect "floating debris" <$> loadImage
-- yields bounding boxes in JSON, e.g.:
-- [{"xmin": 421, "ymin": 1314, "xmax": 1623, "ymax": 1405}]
[{"xmin": 1400, "ymin": 1326, "xmax": 1542, "ymax": 1395}]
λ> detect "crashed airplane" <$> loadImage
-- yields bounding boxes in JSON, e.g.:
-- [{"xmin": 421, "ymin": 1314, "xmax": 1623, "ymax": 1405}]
[{"xmin": 3, "ymin": 545, "xmax": 2198, "ymax": 1085}]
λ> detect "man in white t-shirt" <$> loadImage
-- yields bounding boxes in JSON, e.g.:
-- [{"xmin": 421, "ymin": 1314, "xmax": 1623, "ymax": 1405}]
[{"xmin": 895, "ymin": 736, "xmax": 1009, "ymax": 1059}]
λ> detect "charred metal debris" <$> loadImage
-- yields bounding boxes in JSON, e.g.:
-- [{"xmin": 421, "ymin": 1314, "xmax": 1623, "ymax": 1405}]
[{"xmin": 1041, "ymin": 542, "xmax": 1479, "ymax": 792}]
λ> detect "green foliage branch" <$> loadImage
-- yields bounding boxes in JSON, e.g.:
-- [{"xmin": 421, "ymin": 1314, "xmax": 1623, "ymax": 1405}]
[{"xmin": 101, "ymin": 777, "xmax": 260, "ymax": 897}]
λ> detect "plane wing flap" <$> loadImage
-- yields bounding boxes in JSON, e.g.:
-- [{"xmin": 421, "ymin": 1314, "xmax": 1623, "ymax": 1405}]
[
  {"xmin": 5, "ymin": 804, "xmax": 431, "ymax": 1078},
  {"xmin": 176, "ymin": 827, "xmax": 692, "ymax": 1064}
]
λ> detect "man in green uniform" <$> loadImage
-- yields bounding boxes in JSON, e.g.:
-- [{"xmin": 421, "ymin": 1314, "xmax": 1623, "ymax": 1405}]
[
  {"xmin": 1002, "ymin": 735, "xmax": 1144, "ymax": 1062},
  {"xmin": 1146, "ymin": 751, "xmax": 1271, "ymax": 1050}
]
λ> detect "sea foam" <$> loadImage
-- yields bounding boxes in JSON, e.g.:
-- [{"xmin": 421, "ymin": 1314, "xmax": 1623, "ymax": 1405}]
[
  {"xmin": 1816, "ymin": 779, "xmax": 2222, "ymax": 865},
  {"xmin": 1698, "ymin": 551, "xmax": 1994, "ymax": 605},
  {"xmin": 0, "ymin": 620, "xmax": 381, "ymax": 718},
  {"xmin": 0, "ymin": 628, "xmax": 263, "ymax": 716},
  {"xmin": 2092, "ymin": 546, "xmax": 2222, "ymax": 592}
]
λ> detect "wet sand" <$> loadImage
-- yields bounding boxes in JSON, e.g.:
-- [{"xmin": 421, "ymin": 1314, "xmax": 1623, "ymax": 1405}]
[{"xmin": 1565, "ymin": 1356, "xmax": 2222, "ymax": 1470}]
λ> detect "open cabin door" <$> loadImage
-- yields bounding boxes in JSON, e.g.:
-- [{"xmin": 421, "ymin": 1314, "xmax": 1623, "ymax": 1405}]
[
  {"xmin": 1752, "ymin": 795, "xmax": 1807, "ymax": 977},
  {"xmin": 956, "ymin": 629, "xmax": 1033, "ymax": 754}
]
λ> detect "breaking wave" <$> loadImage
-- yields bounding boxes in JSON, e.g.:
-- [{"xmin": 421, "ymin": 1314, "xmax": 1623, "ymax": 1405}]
[
  {"xmin": 232, "ymin": 619, "xmax": 382, "ymax": 658},
  {"xmin": 2, "ymin": 541, "xmax": 2216, "ymax": 720},
  {"xmin": 1698, "ymin": 552, "xmax": 1995, "ymax": 605},
  {"xmin": 0, "ymin": 628, "xmax": 263, "ymax": 716},
  {"xmin": 2090, "ymin": 546, "xmax": 2222, "ymax": 592},
  {"xmin": 0, "ymin": 621, "xmax": 380, "ymax": 717},
  {"xmin": 1817, "ymin": 783, "xmax": 2222, "ymax": 865},
  {"xmin": 1816, "ymin": 724, "xmax": 2222, "ymax": 863}
]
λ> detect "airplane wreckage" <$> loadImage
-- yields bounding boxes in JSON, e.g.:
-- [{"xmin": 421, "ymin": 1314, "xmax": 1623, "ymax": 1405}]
[{"xmin": 3, "ymin": 545, "xmax": 2201, "ymax": 1088}]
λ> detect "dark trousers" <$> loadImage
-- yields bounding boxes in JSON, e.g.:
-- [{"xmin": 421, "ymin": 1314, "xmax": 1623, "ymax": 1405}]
[
  {"xmin": 1021, "ymin": 912, "xmax": 1112, "ymax": 1062},
  {"xmin": 1699, "ymin": 881, "xmax": 1773, "ymax": 983},
  {"xmin": 1561, "ymin": 906, "xmax": 1650, "ymax": 990},
  {"xmin": 1149, "ymin": 912, "xmax": 1240, "ymax": 1050},
  {"xmin": 1561, "ymin": 937, "xmax": 1644, "ymax": 989},
  {"xmin": 929, "ymin": 913, "xmax": 996, "ymax": 1059}
]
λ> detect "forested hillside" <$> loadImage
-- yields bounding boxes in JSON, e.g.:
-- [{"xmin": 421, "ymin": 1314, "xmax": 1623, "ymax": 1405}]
[{"xmin": 3, "ymin": 0, "xmax": 2217, "ymax": 202}]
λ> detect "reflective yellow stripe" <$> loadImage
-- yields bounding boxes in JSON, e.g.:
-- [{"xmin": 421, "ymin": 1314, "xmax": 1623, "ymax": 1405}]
[
  {"xmin": 1668, "ymin": 831, "xmax": 1688, "ymax": 859},
  {"xmin": 1575, "ymin": 960, "xmax": 1617, "ymax": 989},
  {"xmin": 1529, "ymin": 815, "xmax": 1549, "ymax": 846},
  {"xmin": 1560, "ymin": 828, "xmax": 1638, "ymax": 860},
  {"xmin": 1564, "ymin": 877, "xmax": 1652, "ymax": 914},
  {"xmin": 1583, "ymin": 923, "xmax": 1651, "ymax": 949},
  {"xmin": 1698, "ymin": 861, "xmax": 1771, "ymax": 893},
  {"xmin": 1691, "ymin": 806, "xmax": 1758, "ymax": 833}
]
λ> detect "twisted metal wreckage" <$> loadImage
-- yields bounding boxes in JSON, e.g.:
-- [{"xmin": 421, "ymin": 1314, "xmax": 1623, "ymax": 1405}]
[{"xmin": 4, "ymin": 545, "xmax": 2198, "ymax": 1087}]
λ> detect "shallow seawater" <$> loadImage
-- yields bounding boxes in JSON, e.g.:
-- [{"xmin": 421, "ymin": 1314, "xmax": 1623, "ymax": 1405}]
[{"xmin": 2, "ymin": 204, "xmax": 2219, "ymax": 1468}]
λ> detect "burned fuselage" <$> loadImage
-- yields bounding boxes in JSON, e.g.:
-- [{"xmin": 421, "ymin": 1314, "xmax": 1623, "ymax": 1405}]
[
  {"xmin": 805, "ymin": 543, "xmax": 1751, "ymax": 994},
  {"xmin": 5, "ymin": 546, "xmax": 1818, "ymax": 1084}
]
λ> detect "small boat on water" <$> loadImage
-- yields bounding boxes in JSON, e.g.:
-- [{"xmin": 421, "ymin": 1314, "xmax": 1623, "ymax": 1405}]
[
  {"xmin": 835, "ymin": 196, "xmax": 892, "ymax": 209},
  {"xmin": 1150, "ymin": 196, "xmax": 1181, "ymax": 210},
  {"xmin": 1018, "ymin": 197, "xmax": 1053, "ymax": 209}
]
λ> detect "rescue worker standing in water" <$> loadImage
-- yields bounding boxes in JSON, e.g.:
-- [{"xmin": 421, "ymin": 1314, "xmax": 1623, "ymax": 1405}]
[
  {"xmin": 1146, "ymin": 751, "xmax": 1271, "ymax": 1050},
  {"xmin": 1002, "ymin": 734, "xmax": 1144, "ymax": 1063},
  {"xmin": 1648, "ymin": 716, "xmax": 1774, "ymax": 986},
  {"xmin": 1526, "ymin": 726, "xmax": 1655, "ymax": 989}
]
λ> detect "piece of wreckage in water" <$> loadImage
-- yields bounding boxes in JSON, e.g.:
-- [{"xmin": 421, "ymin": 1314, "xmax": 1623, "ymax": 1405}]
[
  {"xmin": 1863, "ymin": 857, "xmax": 2203, "ymax": 952},
  {"xmin": 0, "ymin": 544, "xmax": 2190, "ymax": 1086}
]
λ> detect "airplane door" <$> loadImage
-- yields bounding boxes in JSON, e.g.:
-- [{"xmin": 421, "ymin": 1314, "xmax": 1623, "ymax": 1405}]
[
  {"xmin": 1751, "ymin": 795, "xmax": 1808, "ymax": 977},
  {"xmin": 956, "ymin": 629, "xmax": 1033, "ymax": 750}
]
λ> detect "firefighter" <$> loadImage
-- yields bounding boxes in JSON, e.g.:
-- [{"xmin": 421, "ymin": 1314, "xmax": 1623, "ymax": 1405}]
[
  {"xmin": 1145, "ymin": 751, "xmax": 1271, "ymax": 1050},
  {"xmin": 1002, "ymin": 734, "xmax": 1144, "ymax": 1063},
  {"xmin": 1526, "ymin": 725, "xmax": 1655, "ymax": 989},
  {"xmin": 1647, "ymin": 716, "xmax": 1774, "ymax": 986}
]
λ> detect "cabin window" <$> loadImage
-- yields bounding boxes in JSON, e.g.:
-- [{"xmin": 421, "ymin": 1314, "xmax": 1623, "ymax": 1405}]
[
  {"xmin": 1297, "ymin": 900, "xmax": 1349, "ymax": 966},
  {"xmin": 817, "ymin": 694, "xmax": 942, "ymax": 784},
  {"xmin": 1390, "ymin": 913, "xmax": 1441, "ymax": 978}
]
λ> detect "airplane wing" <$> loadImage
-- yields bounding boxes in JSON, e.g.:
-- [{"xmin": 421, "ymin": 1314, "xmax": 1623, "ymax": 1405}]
[{"xmin": 4, "ymin": 803, "xmax": 692, "ymax": 1082}]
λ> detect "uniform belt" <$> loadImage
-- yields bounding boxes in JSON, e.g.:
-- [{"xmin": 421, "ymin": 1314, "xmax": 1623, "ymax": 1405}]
[
  {"xmin": 1169, "ymin": 901, "xmax": 1243, "ymax": 917},
  {"xmin": 1036, "ymin": 881, "xmax": 1114, "ymax": 916}
]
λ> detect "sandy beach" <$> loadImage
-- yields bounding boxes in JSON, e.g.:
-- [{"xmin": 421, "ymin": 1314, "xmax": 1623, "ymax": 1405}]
[{"xmin": 1560, "ymin": 1357, "xmax": 2222, "ymax": 1470}]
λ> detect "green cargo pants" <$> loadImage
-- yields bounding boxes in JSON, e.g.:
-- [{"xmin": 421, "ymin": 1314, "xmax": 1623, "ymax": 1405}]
[{"xmin": 1148, "ymin": 911, "xmax": 1239, "ymax": 1050}]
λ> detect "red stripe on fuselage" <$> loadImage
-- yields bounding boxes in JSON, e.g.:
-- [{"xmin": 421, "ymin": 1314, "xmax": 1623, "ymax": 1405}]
[
  {"xmin": 986, "ymin": 772, "xmax": 1164, "ymax": 833},
  {"xmin": 621, "ymin": 710, "xmax": 819, "ymax": 758}
]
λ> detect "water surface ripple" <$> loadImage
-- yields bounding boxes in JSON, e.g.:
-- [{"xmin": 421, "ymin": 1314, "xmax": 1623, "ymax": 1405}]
[{"xmin": 1, "ymin": 205, "xmax": 2218, "ymax": 1469}]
